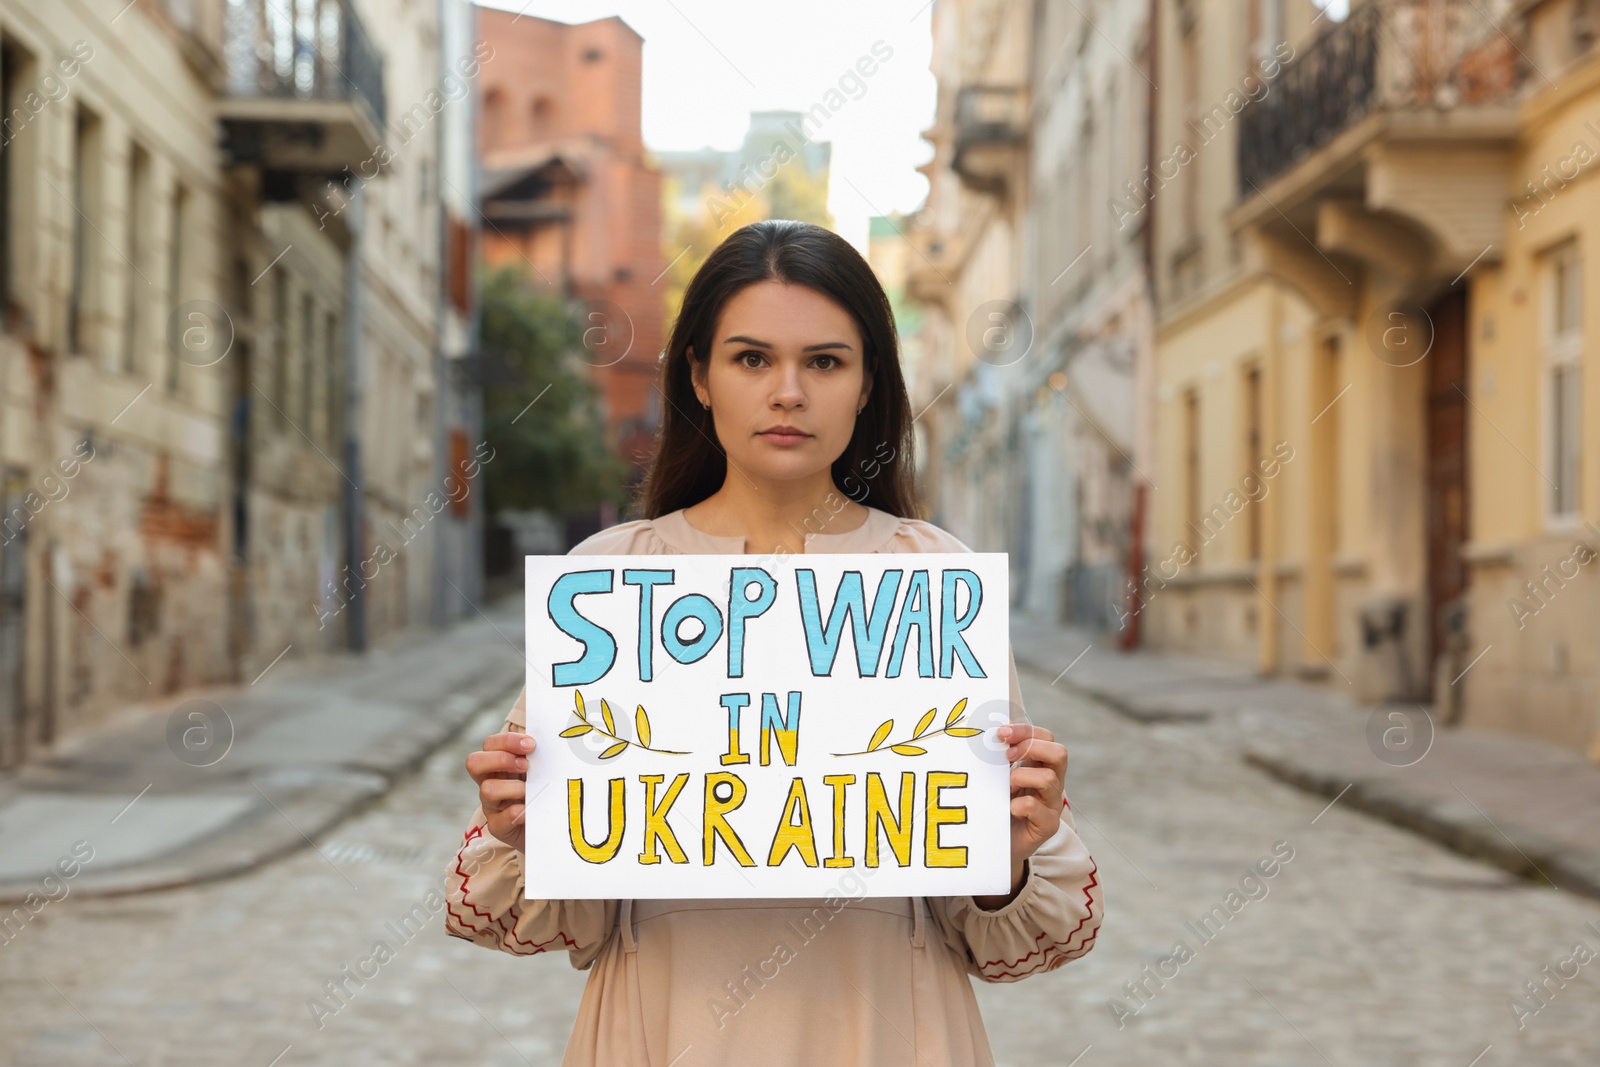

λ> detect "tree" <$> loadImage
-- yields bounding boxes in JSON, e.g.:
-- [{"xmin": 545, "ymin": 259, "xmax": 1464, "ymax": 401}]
[
  {"xmin": 661, "ymin": 158, "xmax": 836, "ymax": 327},
  {"xmin": 479, "ymin": 265, "xmax": 630, "ymax": 518}
]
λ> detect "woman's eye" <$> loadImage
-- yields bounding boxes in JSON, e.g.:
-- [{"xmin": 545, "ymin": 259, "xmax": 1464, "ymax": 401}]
[
  {"xmin": 813, "ymin": 355, "xmax": 839, "ymax": 370},
  {"xmin": 738, "ymin": 350, "xmax": 765, "ymax": 367}
]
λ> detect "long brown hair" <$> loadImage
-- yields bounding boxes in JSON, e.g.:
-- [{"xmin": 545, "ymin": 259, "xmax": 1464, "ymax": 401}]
[{"xmin": 634, "ymin": 219, "xmax": 920, "ymax": 520}]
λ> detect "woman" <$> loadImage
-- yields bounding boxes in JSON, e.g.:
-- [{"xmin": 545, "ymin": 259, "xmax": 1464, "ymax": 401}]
[{"xmin": 445, "ymin": 219, "xmax": 1102, "ymax": 1065}]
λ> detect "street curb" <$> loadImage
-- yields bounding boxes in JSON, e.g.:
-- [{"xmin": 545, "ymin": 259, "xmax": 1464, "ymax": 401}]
[
  {"xmin": 0, "ymin": 672, "xmax": 523, "ymax": 903},
  {"xmin": 1069, "ymin": 684, "xmax": 1212, "ymax": 724},
  {"xmin": 1244, "ymin": 746, "xmax": 1600, "ymax": 902},
  {"xmin": 1012, "ymin": 649, "xmax": 1210, "ymax": 724}
]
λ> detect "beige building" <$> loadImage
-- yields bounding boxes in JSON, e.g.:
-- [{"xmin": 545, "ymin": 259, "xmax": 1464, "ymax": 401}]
[
  {"xmin": 0, "ymin": 0, "xmax": 479, "ymax": 765},
  {"xmin": 907, "ymin": 0, "xmax": 1153, "ymax": 633},
  {"xmin": 1145, "ymin": 0, "xmax": 1600, "ymax": 756},
  {"xmin": 906, "ymin": 0, "xmax": 1033, "ymax": 554},
  {"xmin": 1019, "ymin": 0, "xmax": 1152, "ymax": 632}
]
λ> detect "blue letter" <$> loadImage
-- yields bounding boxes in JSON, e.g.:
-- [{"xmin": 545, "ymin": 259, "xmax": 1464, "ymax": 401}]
[
  {"xmin": 662, "ymin": 593, "xmax": 723, "ymax": 665},
  {"xmin": 624, "ymin": 569, "xmax": 674, "ymax": 681},
  {"xmin": 796, "ymin": 569, "xmax": 903, "ymax": 677},
  {"xmin": 939, "ymin": 569, "xmax": 985, "ymax": 679},
  {"xmin": 728, "ymin": 567, "xmax": 777, "ymax": 678},
  {"xmin": 550, "ymin": 570, "xmax": 617, "ymax": 686},
  {"xmin": 885, "ymin": 570, "xmax": 933, "ymax": 679}
]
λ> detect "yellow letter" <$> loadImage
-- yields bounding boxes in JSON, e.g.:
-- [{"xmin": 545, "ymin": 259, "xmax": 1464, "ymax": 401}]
[
  {"xmin": 720, "ymin": 693, "xmax": 751, "ymax": 766},
  {"xmin": 759, "ymin": 691, "xmax": 801, "ymax": 767},
  {"xmin": 568, "ymin": 777, "xmax": 625, "ymax": 863},
  {"xmin": 865, "ymin": 771, "xmax": 914, "ymax": 868},
  {"xmin": 822, "ymin": 773, "xmax": 855, "ymax": 868},
  {"xmin": 704, "ymin": 772, "xmax": 756, "ymax": 866},
  {"xmin": 638, "ymin": 773, "xmax": 690, "ymax": 864},
  {"xmin": 767, "ymin": 777, "xmax": 819, "ymax": 867},
  {"xmin": 924, "ymin": 771, "xmax": 968, "ymax": 868}
]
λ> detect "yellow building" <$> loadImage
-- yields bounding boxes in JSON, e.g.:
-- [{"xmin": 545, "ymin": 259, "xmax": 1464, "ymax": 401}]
[{"xmin": 1147, "ymin": 0, "xmax": 1600, "ymax": 756}]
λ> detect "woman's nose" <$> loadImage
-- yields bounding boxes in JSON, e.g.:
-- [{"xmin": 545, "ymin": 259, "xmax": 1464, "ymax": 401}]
[{"xmin": 771, "ymin": 364, "xmax": 805, "ymax": 405}]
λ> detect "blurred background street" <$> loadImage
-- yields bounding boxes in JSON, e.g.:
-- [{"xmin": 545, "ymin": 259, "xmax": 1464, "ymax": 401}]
[
  {"xmin": 2, "ymin": 617, "xmax": 1599, "ymax": 1065},
  {"xmin": 3, "ymin": 0, "xmax": 1600, "ymax": 1062}
]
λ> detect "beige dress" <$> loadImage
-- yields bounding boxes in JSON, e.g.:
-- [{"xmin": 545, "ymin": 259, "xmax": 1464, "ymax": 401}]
[{"xmin": 443, "ymin": 506, "xmax": 1103, "ymax": 1065}]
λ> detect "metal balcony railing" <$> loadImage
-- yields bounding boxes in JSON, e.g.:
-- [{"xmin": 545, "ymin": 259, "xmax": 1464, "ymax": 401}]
[
  {"xmin": 954, "ymin": 86, "xmax": 1027, "ymax": 151},
  {"xmin": 952, "ymin": 85, "xmax": 1027, "ymax": 195},
  {"xmin": 1237, "ymin": 0, "xmax": 1521, "ymax": 197},
  {"xmin": 222, "ymin": 0, "xmax": 385, "ymax": 130}
]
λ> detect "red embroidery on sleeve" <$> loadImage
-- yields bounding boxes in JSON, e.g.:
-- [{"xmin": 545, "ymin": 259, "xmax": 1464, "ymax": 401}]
[{"xmin": 976, "ymin": 862, "xmax": 1100, "ymax": 979}]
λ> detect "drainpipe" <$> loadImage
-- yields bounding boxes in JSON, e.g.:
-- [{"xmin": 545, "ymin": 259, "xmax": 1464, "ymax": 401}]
[
  {"xmin": 1258, "ymin": 283, "xmax": 1282, "ymax": 676},
  {"xmin": 464, "ymin": 0, "xmax": 485, "ymax": 606},
  {"xmin": 429, "ymin": 0, "xmax": 449, "ymax": 628},
  {"xmin": 342, "ymin": 186, "xmax": 367, "ymax": 652}
]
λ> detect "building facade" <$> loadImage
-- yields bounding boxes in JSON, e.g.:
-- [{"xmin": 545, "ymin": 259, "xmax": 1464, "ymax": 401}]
[
  {"xmin": 1143, "ymin": 0, "xmax": 1600, "ymax": 756},
  {"xmin": 906, "ymin": 0, "xmax": 1033, "ymax": 557},
  {"xmin": 907, "ymin": 0, "xmax": 1153, "ymax": 633},
  {"xmin": 0, "ymin": 0, "xmax": 479, "ymax": 766},
  {"xmin": 475, "ymin": 8, "xmax": 664, "ymax": 478}
]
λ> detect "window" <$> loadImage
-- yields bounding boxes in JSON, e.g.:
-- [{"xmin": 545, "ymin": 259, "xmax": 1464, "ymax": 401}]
[
  {"xmin": 1247, "ymin": 0, "xmax": 1284, "ymax": 68},
  {"xmin": 166, "ymin": 182, "xmax": 187, "ymax": 392},
  {"xmin": 122, "ymin": 142, "xmax": 150, "ymax": 374},
  {"xmin": 1180, "ymin": 26, "xmax": 1199, "ymax": 236},
  {"xmin": 1184, "ymin": 387, "xmax": 1201, "ymax": 555},
  {"xmin": 300, "ymin": 291, "xmax": 315, "ymax": 428},
  {"xmin": 0, "ymin": 39, "xmax": 34, "ymax": 318},
  {"xmin": 1244, "ymin": 364, "xmax": 1263, "ymax": 560},
  {"xmin": 531, "ymin": 96, "xmax": 554, "ymax": 137},
  {"xmin": 69, "ymin": 104, "xmax": 102, "ymax": 357},
  {"xmin": 324, "ymin": 310, "xmax": 340, "ymax": 448},
  {"xmin": 1545, "ymin": 241, "xmax": 1583, "ymax": 521},
  {"xmin": 483, "ymin": 88, "xmax": 506, "ymax": 150},
  {"xmin": 272, "ymin": 268, "xmax": 290, "ymax": 427}
]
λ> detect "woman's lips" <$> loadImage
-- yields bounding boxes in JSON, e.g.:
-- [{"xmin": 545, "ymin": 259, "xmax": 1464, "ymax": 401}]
[{"xmin": 757, "ymin": 430, "xmax": 812, "ymax": 446}]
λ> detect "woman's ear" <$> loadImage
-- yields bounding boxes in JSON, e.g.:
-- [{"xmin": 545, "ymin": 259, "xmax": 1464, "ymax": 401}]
[{"xmin": 688, "ymin": 348, "xmax": 709, "ymax": 408}]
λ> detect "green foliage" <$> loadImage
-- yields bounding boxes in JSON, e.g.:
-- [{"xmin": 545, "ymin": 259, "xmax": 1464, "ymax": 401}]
[{"xmin": 479, "ymin": 266, "xmax": 630, "ymax": 517}]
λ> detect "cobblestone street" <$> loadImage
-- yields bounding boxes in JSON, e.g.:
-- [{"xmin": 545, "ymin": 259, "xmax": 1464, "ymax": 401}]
[{"xmin": 2, "ymin": 659, "xmax": 1597, "ymax": 1067}]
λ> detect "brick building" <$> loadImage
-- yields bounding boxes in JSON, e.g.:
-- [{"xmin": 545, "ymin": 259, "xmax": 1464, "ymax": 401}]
[{"xmin": 475, "ymin": 7, "xmax": 665, "ymax": 476}]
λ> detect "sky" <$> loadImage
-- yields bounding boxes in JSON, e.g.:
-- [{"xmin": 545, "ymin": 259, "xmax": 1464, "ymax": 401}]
[{"xmin": 477, "ymin": 0, "xmax": 939, "ymax": 251}]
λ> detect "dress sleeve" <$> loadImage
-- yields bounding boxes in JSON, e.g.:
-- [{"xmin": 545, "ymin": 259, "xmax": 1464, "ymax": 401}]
[
  {"xmin": 926, "ymin": 650, "xmax": 1104, "ymax": 982},
  {"xmin": 443, "ymin": 687, "xmax": 618, "ymax": 969}
]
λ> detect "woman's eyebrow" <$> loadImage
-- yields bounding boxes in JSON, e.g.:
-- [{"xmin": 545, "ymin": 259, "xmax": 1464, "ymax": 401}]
[{"xmin": 721, "ymin": 334, "xmax": 853, "ymax": 352}]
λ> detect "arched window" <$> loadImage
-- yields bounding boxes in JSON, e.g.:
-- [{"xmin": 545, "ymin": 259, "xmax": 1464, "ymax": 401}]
[
  {"xmin": 531, "ymin": 96, "xmax": 554, "ymax": 138},
  {"xmin": 483, "ymin": 88, "xmax": 507, "ymax": 149}
]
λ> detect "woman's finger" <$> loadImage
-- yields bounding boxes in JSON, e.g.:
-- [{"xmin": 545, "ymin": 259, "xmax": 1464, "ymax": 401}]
[
  {"xmin": 480, "ymin": 778, "xmax": 527, "ymax": 807},
  {"xmin": 482, "ymin": 732, "xmax": 534, "ymax": 755},
  {"xmin": 1010, "ymin": 793, "xmax": 1059, "ymax": 827},
  {"xmin": 1010, "ymin": 765, "xmax": 1059, "ymax": 797},
  {"xmin": 1008, "ymin": 737, "xmax": 1068, "ymax": 772},
  {"xmin": 466, "ymin": 750, "xmax": 526, "ymax": 782}
]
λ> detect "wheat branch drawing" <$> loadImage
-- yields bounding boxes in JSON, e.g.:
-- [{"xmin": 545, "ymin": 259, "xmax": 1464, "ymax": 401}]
[
  {"xmin": 831, "ymin": 697, "xmax": 981, "ymax": 757},
  {"xmin": 557, "ymin": 690, "xmax": 690, "ymax": 758}
]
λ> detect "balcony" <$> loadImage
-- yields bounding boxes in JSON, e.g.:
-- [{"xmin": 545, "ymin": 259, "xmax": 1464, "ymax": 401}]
[
  {"xmin": 1231, "ymin": 0, "xmax": 1526, "ymax": 291},
  {"xmin": 952, "ymin": 86, "xmax": 1027, "ymax": 198},
  {"xmin": 1238, "ymin": 0, "xmax": 1521, "ymax": 197},
  {"xmin": 217, "ymin": 0, "xmax": 387, "ymax": 175}
]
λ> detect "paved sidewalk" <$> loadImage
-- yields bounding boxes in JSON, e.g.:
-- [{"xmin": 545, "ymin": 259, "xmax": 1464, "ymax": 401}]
[
  {"xmin": 1009, "ymin": 610, "xmax": 1600, "ymax": 901},
  {"xmin": 0, "ymin": 599, "xmax": 526, "ymax": 902}
]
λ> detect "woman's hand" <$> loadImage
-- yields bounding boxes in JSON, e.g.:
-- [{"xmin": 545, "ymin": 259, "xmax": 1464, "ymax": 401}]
[
  {"xmin": 466, "ymin": 731, "xmax": 534, "ymax": 851},
  {"xmin": 975, "ymin": 722, "xmax": 1068, "ymax": 909}
]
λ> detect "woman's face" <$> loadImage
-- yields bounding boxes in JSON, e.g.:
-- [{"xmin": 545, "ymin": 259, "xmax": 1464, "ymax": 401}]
[{"xmin": 692, "ymin": 280, "xmax": 871, "ymax": 485}]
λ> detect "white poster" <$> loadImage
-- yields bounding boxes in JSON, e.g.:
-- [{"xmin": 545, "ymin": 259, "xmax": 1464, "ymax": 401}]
[{"xmin": 522, "ymin": 552, "xmax": 1014, "ymax": 899}]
